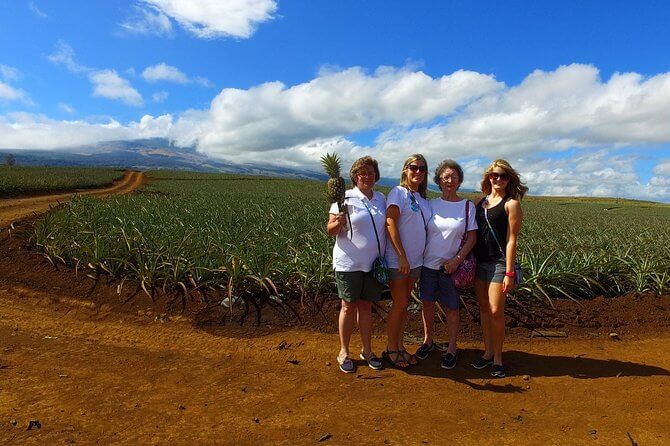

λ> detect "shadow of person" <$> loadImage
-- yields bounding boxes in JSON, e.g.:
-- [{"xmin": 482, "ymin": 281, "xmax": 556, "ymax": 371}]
[{"xmin": 400, "ymin": 347, "xmax": 670, "ymax": 392}]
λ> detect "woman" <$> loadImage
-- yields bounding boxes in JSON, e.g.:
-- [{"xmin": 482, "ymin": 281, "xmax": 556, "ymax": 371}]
[
  {"xmin": 384, "ymin": 154, "xmax": 431, "ymax": 368},
  {"xmin": 419, "ymin": 160, "xmax": 477, "ymax": 369},
  {"xmin": 327, "ymin": 156, "xmax": 386, "ymax": 374},
  {"xmin": 472, "ymin": 159, "xmax": 527, "ymax": 378}
]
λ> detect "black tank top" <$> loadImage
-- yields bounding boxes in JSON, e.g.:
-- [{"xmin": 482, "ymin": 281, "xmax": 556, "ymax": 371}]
[{"xmin": 474, "ymin": 196, "xmax": 509, "ymax": 261}]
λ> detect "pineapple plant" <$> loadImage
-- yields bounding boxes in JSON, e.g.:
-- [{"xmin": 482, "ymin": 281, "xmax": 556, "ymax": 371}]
[{"xmin": 321, "ymin": 152, "xmax": 348, "ymax": 227}]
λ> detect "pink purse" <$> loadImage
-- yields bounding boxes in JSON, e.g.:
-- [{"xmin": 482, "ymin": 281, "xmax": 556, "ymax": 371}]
[{"xmin": 451, "ymin": 200, "xmax": 476, "ymax": 289}]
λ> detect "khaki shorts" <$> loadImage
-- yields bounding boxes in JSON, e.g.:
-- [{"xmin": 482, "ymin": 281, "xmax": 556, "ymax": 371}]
[{"xmin": 334, "ymin": 271, "xmax": 384, "ymax": 302}]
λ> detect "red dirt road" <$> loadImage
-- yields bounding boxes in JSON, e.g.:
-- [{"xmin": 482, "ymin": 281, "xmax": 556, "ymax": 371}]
[{"xmin": 1, "ymin": 173, "xmax": 669, "ymax": 445}]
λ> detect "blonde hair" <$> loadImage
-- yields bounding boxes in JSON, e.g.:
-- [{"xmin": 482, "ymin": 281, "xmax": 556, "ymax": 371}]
[
  {"xmin": 349, "ymin": 156, "xmax": 380, "ymax": 186},
  {"xmin": 480, "ymin": 159, "xmax": 528, "ymax": 200},
  {"xmin": 399, "ymin": 154, "xmax": 428, "ymax": 198}
]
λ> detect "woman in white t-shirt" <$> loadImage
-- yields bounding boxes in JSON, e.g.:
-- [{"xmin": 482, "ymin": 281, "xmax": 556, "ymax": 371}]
[
  {"xmin": 383, "ymin": 154, "xmax": 430, "ymax": 368},
  {"xmin": 326, "ymin": 156, "xmax": 386, "ymax": 374},
  {"xmin": 418, "ymin": 159, "xmax": 477, "ymax": 370}
]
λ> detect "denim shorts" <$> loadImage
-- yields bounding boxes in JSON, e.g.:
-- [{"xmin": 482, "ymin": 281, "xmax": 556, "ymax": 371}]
[
  {"xmin": 389, "ymin": 266, "xmax": 422, "ymax": 281},
  {"xmin": 475, "ymin": 260, "xmax": 506, "ymax": 283},
  {"xmin": 334, "ymin": 271, "xmax": 384, "ymax": 302},
  {"xmin": 419, "ymin": 266, "xmax": 460, "ymax": 310}
]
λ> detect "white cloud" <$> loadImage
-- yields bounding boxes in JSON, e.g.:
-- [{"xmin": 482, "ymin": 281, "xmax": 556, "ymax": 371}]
[
  {"xmin": 152, "ymin": 91, "xmax": 169, "ymax": 102},
  {"xmin": 0, "ymin": 112, "xmax": 172, "ymax": 149},
  {"xmin": 0, "ymin": 65, "xmax": 21, "ymax": 82},
  {"xmin": 142, "ymin": 63, "xmax": 188, "ymax": 83},
  {"xmin": 29, "ymin": 2, "xmax": 48, "ymax": 18},
  {"xmin": 193, "ymin": 76, "xmax": 214, "ymax": 88},
  {"xmin": 58, "ymin": 103, "xmax": 75, "ymax": 114},
  {"xmin": 652, "ymin": 161, "xmax": 670, "ymax": 176},
  {"xmin": 136, "ymin": 0, "xmax": 278, "ymax": 39},
  {"xmin": 0, "ymin": 82, "xmax": 27, "ymax": 102},
  {"xmin": 119, "ymin": 5, "xmax": 173, "ymax": 37},
  {"xmin": 90, "ymin": 70, "xmax": 144, "ymax": 106},
  {"xmin": 47, "ymin": 40, "xmax": 91, "ymax": 74}
]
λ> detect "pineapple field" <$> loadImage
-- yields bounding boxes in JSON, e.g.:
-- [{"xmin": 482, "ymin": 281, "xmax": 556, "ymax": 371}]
[{"xmin": 28, "ymin": 170, "xmax": 670, "ymax": 321}]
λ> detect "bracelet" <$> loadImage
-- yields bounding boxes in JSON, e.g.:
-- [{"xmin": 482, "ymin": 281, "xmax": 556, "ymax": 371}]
[{"xmin": 505, "ymin": 271, "xmax": 516, "ymax": 278}]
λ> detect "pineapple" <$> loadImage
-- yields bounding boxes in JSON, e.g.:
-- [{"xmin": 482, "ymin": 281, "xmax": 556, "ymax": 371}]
[{"xmin": 321, "ymin": 152, "xmax": 348, "ymax": 226}]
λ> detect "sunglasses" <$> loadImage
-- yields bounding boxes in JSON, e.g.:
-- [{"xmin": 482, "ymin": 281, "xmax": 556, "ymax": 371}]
[
  {"xmin": 407, "ymin": 164, "xmax": 427, "ymax": 173},
  {"xmin": 489, "ymin": 172, "xmax": 509, "ymax": 181}
]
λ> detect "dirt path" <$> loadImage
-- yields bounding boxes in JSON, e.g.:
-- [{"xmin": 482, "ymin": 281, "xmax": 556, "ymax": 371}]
[
  {"xmin": 0, "ymin": 170, "xmax": 144, "ymax": 229},
  {"xmin": 0, "ymin": 171, "xmax": 669, "ymax": 444}
]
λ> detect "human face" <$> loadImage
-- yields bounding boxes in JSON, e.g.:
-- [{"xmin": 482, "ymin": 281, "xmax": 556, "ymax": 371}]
[
  {"xmin": 439, "ymin": 168, "xmax": 461, "ymax": 195},
  {"xmin": 405, "ymin": 160, "xmax": 427, "ymax": 188},
  {"xmin": 488, "ymin": 167, "xmax": 510, "ymax": 192},
  {"xmin": 355, "ymin": 165, "xmax": 377, "ymax": 191}
]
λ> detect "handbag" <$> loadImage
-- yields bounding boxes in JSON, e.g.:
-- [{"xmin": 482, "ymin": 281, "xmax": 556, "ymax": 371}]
[
  {"xmin": 483, "ymin": 198, "xmax": 523, "ymax": 285},
  {"xmin": 361, "ymin": 199, "xmax": 389, "ymax": 284},
  {"xmin": 451, "ymin": 200, "xmax": 477, "ymax": 289}
]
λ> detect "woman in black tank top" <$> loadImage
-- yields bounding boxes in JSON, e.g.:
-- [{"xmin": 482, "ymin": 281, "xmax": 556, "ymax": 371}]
[{"xmin": 471, "ymin": 160, "xmax": 528, "ymax": 378}]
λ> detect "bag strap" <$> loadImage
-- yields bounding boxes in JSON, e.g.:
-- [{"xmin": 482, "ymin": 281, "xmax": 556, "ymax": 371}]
[
  {"xmin": 410, "ymin": 191, "xmax": 427, "ymax": 229},
  {"xmin": 459, "ymin": 199, "xmax": 472, "ymax": 248},
  {"xmin": 483, "ymin": 197, "xmax": 506, "ymax": 259},
  {"xmin": 360, "ymin": 198, "xmax": 382, "ymax": 257}
]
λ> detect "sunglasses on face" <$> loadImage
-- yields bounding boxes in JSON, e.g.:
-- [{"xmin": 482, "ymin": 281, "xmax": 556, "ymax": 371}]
[
  {"xmin": 407, "ymin": 164, "xmax": 427, "ymax": 173},
  {"xmin": 489, "ymin": 172, "xmax": 509, "ymax": 181}
]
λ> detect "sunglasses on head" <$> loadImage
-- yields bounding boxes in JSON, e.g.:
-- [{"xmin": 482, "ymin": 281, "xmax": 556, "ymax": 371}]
[
  {"xmin": 407, "ymin": 164, "xmax": 427, "ymax": 173},
  {"xmin": 489, "ymin": 172, "xmax": 509, "ymax": 181}
]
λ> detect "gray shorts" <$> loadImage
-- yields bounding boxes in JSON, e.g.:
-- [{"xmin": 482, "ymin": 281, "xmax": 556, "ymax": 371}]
[
  {"xmin": 389, "ymin": 266, "xmax": 422, "ymax": 281},
  {"xmin": 475, "ymin": 260, "xmax": 506, "ymax": 283},
  {"xmin": 334, "ymin": 271, "xmax": 384, "ymax": 302}
]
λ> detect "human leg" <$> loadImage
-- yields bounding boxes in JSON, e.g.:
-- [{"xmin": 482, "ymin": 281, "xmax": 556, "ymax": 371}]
[
  {"xmin": 474, "ymin": 277, "xmax": 493, "ymax": 360},
  {"xmin": 488, "ymin": 281, "xmax": 507, "ymax": 366},
  {"xmin": 357, "ymin": 299, "xmax": 373, "ymax": 355}
]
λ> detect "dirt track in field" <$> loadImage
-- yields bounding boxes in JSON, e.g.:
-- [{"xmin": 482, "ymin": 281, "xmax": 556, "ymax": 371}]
[
  {"xmin": 0, "ymin": 170, "xmax": 144, "ymax": 229},
  {"xmin": 1, "ymin": 176, "xmax": 669, "ymax": 445}
]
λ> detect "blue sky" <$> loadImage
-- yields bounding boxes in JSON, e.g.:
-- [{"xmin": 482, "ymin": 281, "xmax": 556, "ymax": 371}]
[{"xmin": 1, "ymin": 1, "xmax": 670, "ymax": 201}]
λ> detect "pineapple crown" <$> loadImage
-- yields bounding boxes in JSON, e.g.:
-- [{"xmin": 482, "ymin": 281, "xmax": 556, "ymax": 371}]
[{"xmin": 320, "ymin": 152, "xmax": 342, "ymax": 179}]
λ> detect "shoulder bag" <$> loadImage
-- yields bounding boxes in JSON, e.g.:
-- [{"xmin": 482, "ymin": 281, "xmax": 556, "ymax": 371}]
[
  {"xmin": 451, "ymin": 200, "xmax": 477, "ymax": 289},
  {"xmin": 361, "ymin": 199, "xmax": 389, "ymax": 285}
]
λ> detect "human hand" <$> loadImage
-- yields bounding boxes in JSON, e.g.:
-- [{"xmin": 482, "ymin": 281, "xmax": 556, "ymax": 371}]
[
  {"xmin": 398, "ymin": 255, "xmax": 410, "ymax": 275},
  {"xmin": 443, "ymin": 256, "xmax": 459, "ymax": 275},
  {"xmin": 501, "ymin": 275, "xmax": 515, "ymax": 293}
]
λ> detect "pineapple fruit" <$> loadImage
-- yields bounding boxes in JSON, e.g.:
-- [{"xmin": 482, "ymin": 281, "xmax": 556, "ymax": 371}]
[{"xmin": 321, "ymin": 152, "xmax": 348, "ymax": 228}]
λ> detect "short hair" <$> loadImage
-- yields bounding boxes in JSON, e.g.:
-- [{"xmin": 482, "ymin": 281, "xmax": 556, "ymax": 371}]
[
  {"xmin": 349, "ymin": 156, "xmax": 381, "ymax": 185},
  {"xmin": 399, "ymin": 154, "xmax": 428, "ymax": 198},
  {"xmin": 433, "ymin": 159, "xmax": 464, "ymax": 191},
  {"xmin": 480, "ymin": 159, "xmax": 528, "ymax": 200}
]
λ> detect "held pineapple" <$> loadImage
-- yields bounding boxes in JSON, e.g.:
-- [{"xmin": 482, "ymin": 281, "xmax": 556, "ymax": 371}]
[{"xmin": 321, "ymin": 152, "xmax": 348, "ymax": 230}]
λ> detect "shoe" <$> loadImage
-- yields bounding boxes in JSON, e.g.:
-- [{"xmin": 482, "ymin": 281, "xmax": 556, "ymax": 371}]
[
  {"xmin": 337, "ymin": 353, "xmax": 356, "ymax": 374},
  {"xmin": 400, "ymin": 348, "xmax": 418, "ymax": 365},
  {"xmin": 471, "ymin": 356, "xmax": 494, "ymax": 370},
  {"xmin": 415, "ymin": 342, "xmax": 435, "ymax": 360},
  {"xmin": 440, "ymin": 352, "xmax": 458, "ymax": 369},
  {"xmin": 359, "ymin": 351, "xmax": 383, "ymax": 370},
  {"xmin": 491, "ymin": 364, "xmax": 506, "ymax": 378},
  {"xmin": 381, "ymin": 350, "xmax": 410, "ymax": 369}
]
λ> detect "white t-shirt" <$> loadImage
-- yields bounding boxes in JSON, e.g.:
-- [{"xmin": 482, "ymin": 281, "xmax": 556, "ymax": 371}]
[
  {"xmin": 423, "ymin": 198, "xmax": 478, "ymax": 270},
  {"xmin": 330, "ymin": 187, "xmax": 387, "ymax": 272},
  {"xmin": 384, "ymin": 186, "xmax": 431, "ymax": 269}
]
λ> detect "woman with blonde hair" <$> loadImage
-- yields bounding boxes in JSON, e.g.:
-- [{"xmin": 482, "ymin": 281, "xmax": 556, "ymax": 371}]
[
  {"xmin": 327, "ymin": 156, "xmax": 386, "ymax": 374},
  {"xmin": 383, "ymin": 154, "xmax": 431, "ymax": 368},
  {"xmin": 471, "ymin": 159, "xmax": 527, "ymax": 378}
]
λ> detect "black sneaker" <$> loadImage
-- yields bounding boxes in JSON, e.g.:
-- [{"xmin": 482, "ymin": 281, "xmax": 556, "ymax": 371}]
[
  {"xmin": 440, "ymin": 352, "xmax": 458, "ymax": 369},
  {"xmin": 471, "ymin": 356, "xmax": 494, "ymax": 370},
  {"xmin": 415, "ymin": 342, "xmax": 435, "ymax": 360},
  {"xmin": 491, "ymin": 364, "xmax": 506, "ymax": 378}
]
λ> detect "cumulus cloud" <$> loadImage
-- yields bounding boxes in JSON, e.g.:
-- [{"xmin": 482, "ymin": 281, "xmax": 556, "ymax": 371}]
[
  {"xmin": 652, "ymin": 161, "xmax": 670, "ymax": 176},
  {"xmin": 141, "ymin": 63, "xmax": 211, "ymax": 86},
  {"xmin": 152, "ymin": 91, "xmax": 169, "ymax": 102},
  {"xmin": 119, "ymin": 5, "xmax": 173, "ymax": 37},
  {"xmin": 131, "ymin": 0, "xmax": 278, "ymax": 39},
  {"xmin": 58, "ymin": 103, "xmax": 75, "ymax": 114},
  {"xmin": 90, "ymin": 70, "xmax": 144, "ymax": 106},
  {"xmin": 0, "ymin": 65, "xmax": 21, "ymax": 82},
  {"xmin": 47, "ymin": 40, "xmax": 89, "ymax": 73},
  {"xmin": 29, "ymin": 2, "xmax": 48, "ymax": 19},
  {"xmin": 0, "ymin": 82, "xmax": 27, "ymax": 102}
]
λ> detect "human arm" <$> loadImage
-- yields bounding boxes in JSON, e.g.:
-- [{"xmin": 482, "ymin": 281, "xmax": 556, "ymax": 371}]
[
  {"xmin": 443, "ymin": 229, "xmax": 476, "ymax": 274},
  {"xmin": 502, "ymin": 199, "xmax": 523, "ymax": 293},
  {"xmin": 326, "ymin": 212, "xmax": 347, "ymax": 237},
  {"xmin": 386, "ymin": 205, "xmax": 410, "ymax": 274}
]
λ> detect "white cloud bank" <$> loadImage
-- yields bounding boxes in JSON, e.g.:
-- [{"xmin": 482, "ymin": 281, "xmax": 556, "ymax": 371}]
[
  {"xmin": 123, "ymin": 0, "xmax": 277, "ymax": 39},
  {"xmin": 2, "ymin": 63, "xmax": 670, "ymax": 201}
]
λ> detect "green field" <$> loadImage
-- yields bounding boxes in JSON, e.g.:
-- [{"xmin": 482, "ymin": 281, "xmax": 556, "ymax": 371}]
[
  {"xmin": 30, "ymin": 171, "xmax": 670, "ymax": 311},
  {"xmin": 0, "ymin": 166, "xmax": 124, "ymax": 198}
]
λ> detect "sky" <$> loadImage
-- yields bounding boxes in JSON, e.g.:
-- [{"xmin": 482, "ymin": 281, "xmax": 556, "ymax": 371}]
[{"xmin": 1, "ymin": 0, "xmax": 670, "ymax": 202}]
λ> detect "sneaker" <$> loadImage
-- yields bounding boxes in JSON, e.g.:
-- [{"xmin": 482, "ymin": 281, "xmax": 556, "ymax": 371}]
[
  {"xmin": 415, "ymin": 342, "xmax": 435, "ymax": 360},
  {"xmin": 359, "ymin": 351, "xmax": 383, "ymax": 370},
  {"xmin": 491, "ymin": 364, "xmax": 506, "ymax": 378},
  {"xmin": 337, "ymin": 354, "xmax": 356, "ymax": 374},
  {"xmin": 471, "ymin": 356, "xmax": 494, "ymax": 370},
  {"xmin": 440, "ymin": 352, "xmax": 458, "ymax": 369}
]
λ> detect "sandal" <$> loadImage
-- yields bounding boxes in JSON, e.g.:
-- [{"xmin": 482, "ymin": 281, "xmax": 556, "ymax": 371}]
[
  {"xmin": 381, "ymin": 350, "xmax": 410, "ymax": 369},
  {"xmin": 336, "ymin": 353, "xmax": 356, "ymax": 374},
  {"xmin": 359, "ymin": 351, "xmax": 383, "ymax": 370},
  {"xmin": 400, "ymin": 348, "xmax": 418, "ymax": 366}
]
